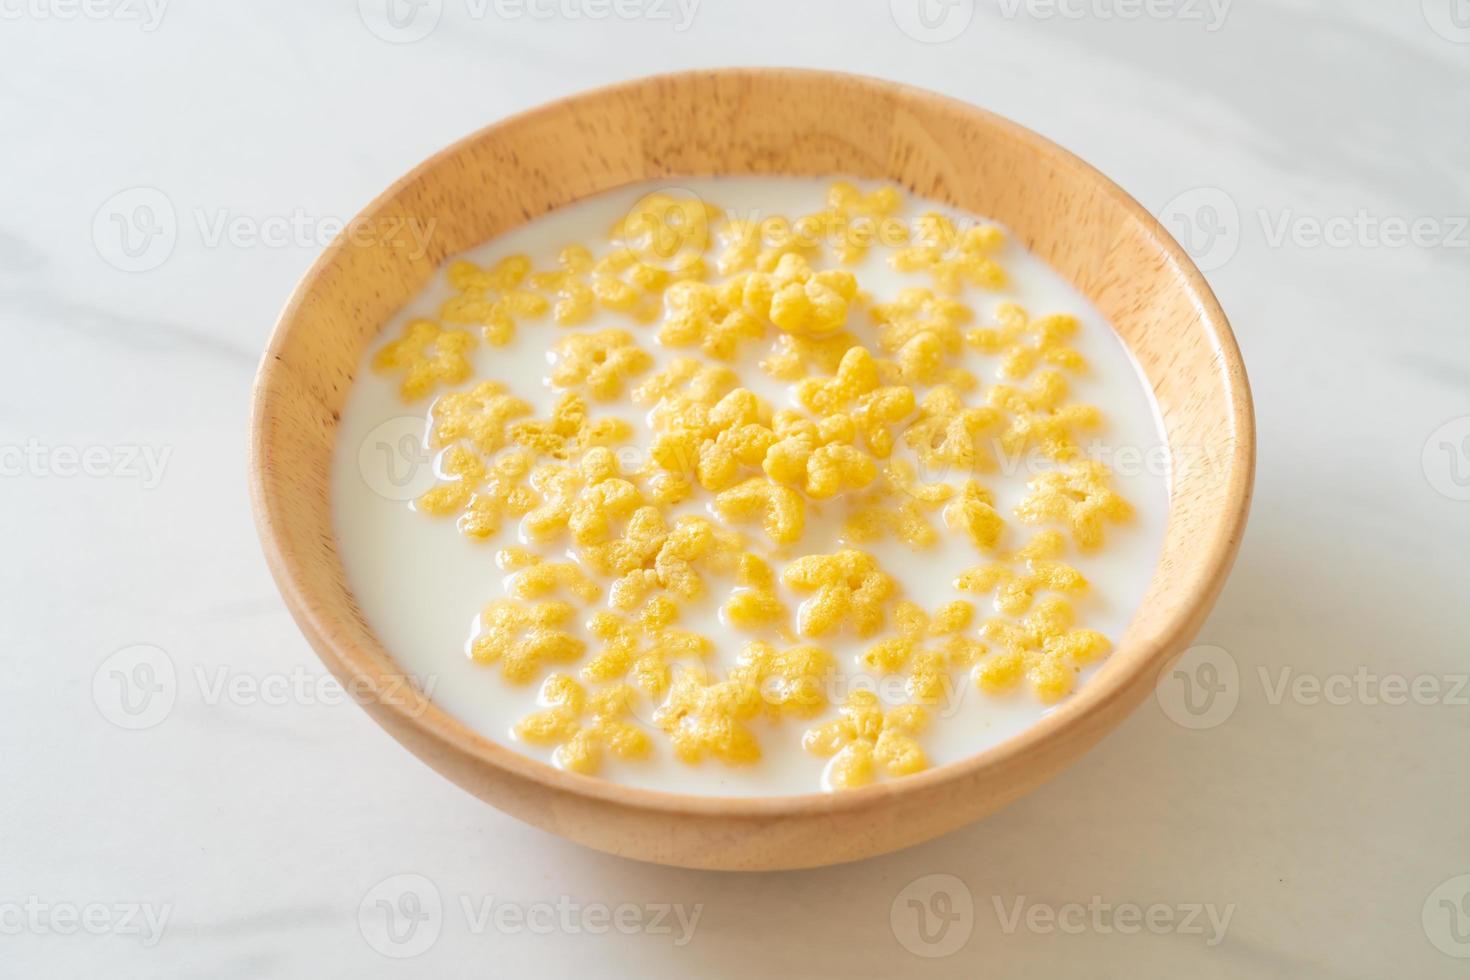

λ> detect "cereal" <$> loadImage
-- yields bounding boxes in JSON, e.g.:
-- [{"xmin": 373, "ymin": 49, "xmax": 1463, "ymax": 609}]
[
  {"xmin": 988, "ymin": 370, "xmax": 1102, "ymax": 462},
  {"xmin": 440, "ymin": 256, "xmax": 550, "ymax": 345},
  {"xmin": 781, "ymin": 549, "xmax": 897, "ymax": 638},
  {"xmin": 903, "ymin": 385, "xmax": 1004, "ymax": 473},
  {"xmin": 469, "ymin": 598, "xmax": 585, "ymax": 683},
  {"xmin": 426, "ymin": 382, "xmax": 530, "ymax": 456},
  {"xmin": 416, "ymin": 447, "xmax": 537, "ymax": 540},
  {"xmin": 722, "ymin": 553, "xmax": 791, "ymax": 633},
  {"xmin": 803, "ymin": 690, "xmax": 931, "ymax": 788},
  {"xmin": 659, "ymin": 280, "xmax": 766, "ymax": 360},
  {"xmin": 654, "ymin": 668, "xmax": 764, "ymax": 765},
  {"xmin": 1016, "ymin": 460, "xmax": 1134, "ymax": 549},
  {"xmin": 548, "ymin": 329, "xmax": 654, "ymax": 400},
  {"xmin": 582, "ymin": 603, "xmax": 712, "ymax": 697},
  {"xmin": 966, "ymin": 303, "xmax": 1087, "ymax": 380},
  {"xmin": 372, "ymin": 319, "xmax": 475, "ymax": 401},
  {"xmin": 352, "ymin": 178, "xmax": 1153, "ymax": 794},
  {"xmin": 942, "ymin": 479, "xmax": 1006, "ymax": 551},
  {"xmin": 892, "ymin": 212, "xmax": 1007, "ymax": 293},
  {"xmin": 515, "ymin": 675, "xmax": 651, "ymax": 775},
  {"xmin": 713, "ymin": 477, "xmax": 806, "ymax": 546},
  {"xmin": 955, "ymin": 531, "xmax": 1086, "ymax": 615},
  {"xmin": 859, "ymin": 600, "xmax": 983, "ymax": 704},
  {"xmin": 733, "ymin": 640, "xmax": 836, "ymax": 718},
  {"xmin": 975, "ymin": 597, "xmax": 1111, "ymax": 702}
]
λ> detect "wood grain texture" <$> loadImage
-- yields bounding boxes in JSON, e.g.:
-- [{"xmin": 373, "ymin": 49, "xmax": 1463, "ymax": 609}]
[{"xmin": 249, "ymin": 69, "xmax": 1254, "ymax": 870}]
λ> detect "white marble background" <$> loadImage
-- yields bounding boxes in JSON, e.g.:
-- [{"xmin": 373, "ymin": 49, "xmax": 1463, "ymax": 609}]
[{"xmin": 2, "ymin": 0, "xmax": 1467, "ymax": 976}]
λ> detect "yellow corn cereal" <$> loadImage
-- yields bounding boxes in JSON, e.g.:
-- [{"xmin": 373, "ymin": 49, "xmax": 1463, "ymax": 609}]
[
  {"xmin": 989, "ymin": 370, "xmax": 1102, "ymax": 462},
  {"xmin": 781, "ymin": 549, "xmax": 897, "ymax": 638},
  {"xmin": 515, "ymin": 675, "xmax": 651, "ymax": 775},
  {"xmin": 469, "ymin": 598, "xmax": 585, "ymax": 683},
  {"xmin": 372, "ymin": 319, "xmax": 475, "ymax": 401},
  {"xmin": 653, "ymin": 668, "xmax": 763, "ymax": 766},
  {"xmin": 803, "ymin": 690, "xmax": 930, "ymax": 788},
  {"xmin": 975, "ymin": 596, "xmax": 1111, "ymax": 702},
  {"xmin": 548, "ymin": 329, "xmax": 654, "ymax": 400},
  {"xmin": 362, "ymin": 178, "xmax": 1154, "ymax": 794},
  {"xmin": 967, "ymin": 303, "xmax": 1087, "ymax": 379},
  {"xmin": 955, "ymin": 530, "xmax": 1086, "ymax": 614},
  {"xmin": 1016, "ymin": 460, "xmax": 1134, "ymax": 549}
]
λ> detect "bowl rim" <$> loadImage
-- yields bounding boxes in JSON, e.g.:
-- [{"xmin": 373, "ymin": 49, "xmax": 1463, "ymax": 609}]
[{"xmin": 250, "ymin": 67, "xmax": 1255, "ymax": 819}]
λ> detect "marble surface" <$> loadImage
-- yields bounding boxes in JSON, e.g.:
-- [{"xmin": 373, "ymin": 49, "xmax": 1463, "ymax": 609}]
[{"xmin": 2, "ymin": 0, "xmax": 1467, "ymax": 976}]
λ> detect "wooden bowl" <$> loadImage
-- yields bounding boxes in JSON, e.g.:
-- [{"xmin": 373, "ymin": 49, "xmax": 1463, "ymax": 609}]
[{"xmin": 250, "ymin": 69, "xmax": 1254, "ymax": 870}]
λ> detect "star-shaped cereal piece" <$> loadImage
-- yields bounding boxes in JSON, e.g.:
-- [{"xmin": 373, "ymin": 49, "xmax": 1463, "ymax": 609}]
[
  {"xmin": 722, "ymin": 553, "xmax": 792, "ymax": 634},
  {"xmin": 469, "ymin": 598, "xmax": 585, "ymax": 683},
  {"xmin": 966, "ymin": 303, "xmax": 1087, "ymax": 380},
  {"xmin": 648, "ymin": 387, "xmax": 776, "ymax": 493},
  {"xmin": 872, "ymin": 287, "xmax": 972, "ymax": 353},
  {"xmin": 781, "ymin": 549, "xmax": 898, "ymax": 639},
  {"xmin": 803, "ymin": 690, "xmax": 931, "ymax": 789},
  {"xmin": 509, "ymin": 392, "xmax": 633, "ymax": 461},
  {"xmin": 653, "ymin": 668, "xmax": 763, "ymax": 766},
  {"xmin": 547, "ymin": 329, "xmax": 654, "ymax": 401},
  {"xmin": 744, "ymin": 253, "xmax": 859, "ymax": 338},
  {"xmin": 529, "ymin": 245, "xmax": 597, "ymax": 325},
  {"xmin": 497, "ymin": 546, "xmax": 602, "ymax": 605},
  {"xmin": 731, "ymin": 640, "xmax": 837, "ymax": 719},
  {"xmin": 974, "ymin": 596, "xmax": 1110, "ymax": 703},
  {"xmin": 439, "ymin": 255, "xmax": 550, "ymax": 345},
  {"xmin": 566, "ymin": 447, "xmax": 645, "ymax": 546},
  {"xmin": 892, "ymin": 211, "xmax": 1007, "ymax": 293},
  {"xmin": 582, "ymin": 509, "xmax": 742, "ymax": 611},
  {"xmin": 943, "ymin": 479, "xmax": 1006, "ymax": 551},
  {"xmin": 658, "ymin": 280, "xmax": 767, "ymax": 360},
  {"xmin": 870, "ymin": 287, "xmax": 978, "ymax": 389},
  {"xmin": 840, "ymin": 460, "xmax": 952, "ymax": 550},
  {"xmin": 819, "ymin": 180, "xmax": 907, "ymax": 264},
  {"xmin": 859, "ymin": 600, "xmax": 982, "ymax": 704},
  {"xmin": 634, "ymin": 357, "xmax": 740, "ymax": 426},
  {"xmin": 955, "ymin": 530, "xmax": 1086, "ymax": 615},
  {"xmin": 427, "ymin": 381, "xmax": 532, "ymax": 455},
  {"xmin": 580, "ymin": 597, "xmax": 712, "ymax": 697},
  {"xmin": 761, "ymin": 412, "xmax": 878, "ymax": 501},
  {"xmin": 902, "ymin": 385, "xmax": 1005, "ymax": 474},
  {"xmin": 1015, "ymin": 460, "xmax": 1133, "ymax": 549},
  {"xmin": 371, "ymin": 318, "xmax": 475, "ymax": 401},
  {"xmin": 792, "ymin": 347, "xmax": 916, "ymax": 459},
  {"xmin": 515, "ymin": 447, "xmax": 640, "ymax": 546},
  {"xmin": 988, "ymin": 370, "xmax": 1102, "ymax": 462},
  {"xmin": 714, "ymin": 212, "xmax": 822, "ymax": 276},
  {"xmin": 793, "ymin": 345, "xmax": 881, "ymax": 415},
  {"xmin": 514, "ymin": 674, "xmax": 651, "ymax": 775},
  {"xmin": 415, "ymin": 447, "xmax": 538, "ymax": 540}
]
